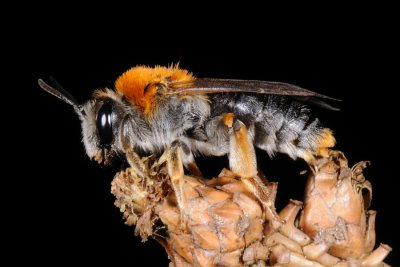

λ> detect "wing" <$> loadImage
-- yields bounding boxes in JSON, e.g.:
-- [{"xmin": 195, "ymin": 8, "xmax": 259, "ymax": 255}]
[{"xmin": 167, "ymin": 78, "xmax": 340, "ymax": 110}]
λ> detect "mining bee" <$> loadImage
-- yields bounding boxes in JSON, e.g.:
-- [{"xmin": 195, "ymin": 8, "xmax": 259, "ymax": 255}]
[{"xmin": 39, "ymin": 64, "xmax": 338, "ymax": 226}]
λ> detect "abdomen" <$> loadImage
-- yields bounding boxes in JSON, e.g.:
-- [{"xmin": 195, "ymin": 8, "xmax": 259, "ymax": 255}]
[{"xmin": 209, "ymin": 93, "xmax": 333, "ymax": 160}]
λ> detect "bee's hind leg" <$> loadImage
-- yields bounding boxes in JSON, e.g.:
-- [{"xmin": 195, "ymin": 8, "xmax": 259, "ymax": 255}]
[
  {"xmin": 223, "ymin": 113, "xmax": 257, "ymax": 178},
  {"xmin": 223, "ymin": 113, "xmax": 284, "ymax": 227}
]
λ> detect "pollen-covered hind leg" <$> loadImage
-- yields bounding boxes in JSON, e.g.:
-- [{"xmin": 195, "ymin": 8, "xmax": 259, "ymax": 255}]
[
  {"xmin": 224, "ymin": 113, "xmax": 257, "ymax": 178},
  {"xmin": 223, "ymin": 113, "xmax": 283, "ymax": 227}
]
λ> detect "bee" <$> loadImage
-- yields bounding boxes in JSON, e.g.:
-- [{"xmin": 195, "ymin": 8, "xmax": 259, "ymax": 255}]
[{"xmin": 38, "ymin": 65, "xmax": 338, "ymax": 225}]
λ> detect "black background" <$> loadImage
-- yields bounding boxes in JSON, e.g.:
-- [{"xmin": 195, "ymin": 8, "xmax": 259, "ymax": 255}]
[{"xmin": 9, "ymin": 11, "xmax": 398, "ymax": 266}]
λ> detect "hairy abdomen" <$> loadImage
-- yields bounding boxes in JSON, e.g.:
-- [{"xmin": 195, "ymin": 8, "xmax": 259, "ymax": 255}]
[{"xmin": 209, "ymin": 93, "xmax": 333, "ymax": 160}]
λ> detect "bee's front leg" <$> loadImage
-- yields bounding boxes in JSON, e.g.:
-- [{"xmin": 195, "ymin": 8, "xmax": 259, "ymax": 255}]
[
  {"xmin": 223, "ymin": 113, "xmax": 283, "ymax": 228},
  {"xmin": 119, "ymin": 119, "xmax": 146, "ymax": 178}
]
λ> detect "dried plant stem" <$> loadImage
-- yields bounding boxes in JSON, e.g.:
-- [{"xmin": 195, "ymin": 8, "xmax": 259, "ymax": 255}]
[{"xmin": 111, "ymin": 150, "xmax": 391, "ymax": 266}]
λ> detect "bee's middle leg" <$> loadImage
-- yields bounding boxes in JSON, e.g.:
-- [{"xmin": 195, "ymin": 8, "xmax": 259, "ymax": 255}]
[
  {"xmin": 166, "ymin": 141, "xmax": 191, "ymax": 230},
  {"xmin": 223, "ymin": 113, "xmax": 283, "ymax": 227},
  {"xmin": 178, "ymin": 141, "xmax": 202, "ymax": 177}
]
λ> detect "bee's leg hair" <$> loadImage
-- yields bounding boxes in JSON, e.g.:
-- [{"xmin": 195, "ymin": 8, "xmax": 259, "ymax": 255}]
[
  {"xmin": 178, "ymin": 141, "xmax": 203, "ymax": 177},
  {"xmin": 225, "ymin": 114, "xmax": 257, "ymax": 178},
  {"xmin": 119, "ymin": 116, "xmax": 146, "ymax": 177},
  {"xmin": 125, "ymin": 149, "xmax": 146, "ymax": 178},
  {"xmin": 167, "ymin": 141, "xmax": 189, "ymax": 231},
  {"xmin": 223, "ymin": 113, "xmax": 284, "ymax": 227}
]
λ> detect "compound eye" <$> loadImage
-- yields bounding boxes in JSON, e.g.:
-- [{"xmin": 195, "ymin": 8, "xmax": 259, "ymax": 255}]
[{"xmin": 97, "ymin": 101, "xmax": 113, "ymax": 147}]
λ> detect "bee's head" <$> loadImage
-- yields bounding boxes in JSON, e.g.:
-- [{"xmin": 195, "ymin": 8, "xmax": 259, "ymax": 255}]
[
  {"xmin": 80, "ymin": 90, "xmax": 133, "ymax": 165},
  {"xmin": 38, "ymin": 79, "xmax": 137, "ymax": 165}
]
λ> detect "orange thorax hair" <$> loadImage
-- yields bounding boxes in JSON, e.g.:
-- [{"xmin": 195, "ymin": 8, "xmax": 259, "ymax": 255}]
[{"xmin": 115, "ymin": 65, "xmax": 195, "ymax": 115}]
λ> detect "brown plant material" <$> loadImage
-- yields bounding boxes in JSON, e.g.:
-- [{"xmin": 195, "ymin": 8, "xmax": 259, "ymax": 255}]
[{"xmin": 111, "ymin": 150, "xmax": 391, "ymax": 266}]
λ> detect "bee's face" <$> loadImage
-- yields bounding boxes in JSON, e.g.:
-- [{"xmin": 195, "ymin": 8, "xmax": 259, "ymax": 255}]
[{"xmin": 80, "ymin": 89, "xmax": 133, "ymax": 165}]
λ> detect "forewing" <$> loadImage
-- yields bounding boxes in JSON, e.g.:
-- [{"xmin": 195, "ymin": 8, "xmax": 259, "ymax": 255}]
[{"xmin": 167, "ymin": 78, "xmax": 340, "ymax": 110}]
